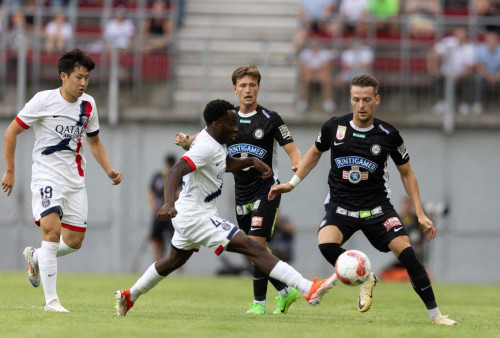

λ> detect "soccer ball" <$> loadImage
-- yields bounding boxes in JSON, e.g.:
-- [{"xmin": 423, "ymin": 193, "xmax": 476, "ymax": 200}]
[{"xmin": 335, "ymin": 250, "xmax": 372, "ymax": 286}]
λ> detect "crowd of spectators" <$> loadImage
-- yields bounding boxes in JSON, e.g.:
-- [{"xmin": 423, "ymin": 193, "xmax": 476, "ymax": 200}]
[
  {"xmin": 1, "ymin": 0, "xmax": 175, "ymax": 55},
  {"xmin": 292, "ymin": 0, "xmax": 500, "ymax": 114}
]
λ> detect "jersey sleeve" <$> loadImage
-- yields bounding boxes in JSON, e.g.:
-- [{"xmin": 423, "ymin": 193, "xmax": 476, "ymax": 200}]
[
  {"xmin": 181, "ymin": 136, "xmax": 213, "ymax": 171},
  {"xmin": 388, "ymin": 130, "xmax": 410, "ymax": 166},
  {"xmin": 85, "ymin": 97, "xmax": 100, "ymax": 136},
  {"xmin": 16, "ymin": 92, "xmax": 44, "ymax": 128},
  {"xmin": 314, "ymin": 120, "xmax": 333, "ymax": 152},
  {"xmin": 272, "ymin": 114, "xmax": 294, "ymax": 146}
]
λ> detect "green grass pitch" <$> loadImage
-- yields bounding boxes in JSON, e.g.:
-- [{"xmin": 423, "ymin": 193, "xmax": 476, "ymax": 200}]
[{"xmin": 0, "ymin": 271, "xmax": 499, "ymax": 338}]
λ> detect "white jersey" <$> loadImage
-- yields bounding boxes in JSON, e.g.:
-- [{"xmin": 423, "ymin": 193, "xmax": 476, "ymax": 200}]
[
  {"xmin": 16, "ymin": 88, "xmax": 100, "ymax": 188},
  {"xmin": 175, "ymin": 128, "xmax": 227, "ymax": 215}
]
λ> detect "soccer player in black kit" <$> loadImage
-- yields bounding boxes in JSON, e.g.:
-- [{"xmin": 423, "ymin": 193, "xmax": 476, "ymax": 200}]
[
  {"xmin": 175, "ymin": 65, "xmax": 302, "ymax": 315},
  {"xmin": 269, "ymin": 74, "xmax": 458, "ymax": 326}
]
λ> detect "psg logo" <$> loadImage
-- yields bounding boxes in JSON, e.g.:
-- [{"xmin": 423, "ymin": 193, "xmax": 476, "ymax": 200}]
[
  {"xmin": 42, "ymin": 198, "xmax": 51, "ymax": 208},
  {"xmin": 222, "ymin": 223, "xmax": 231, "ymax": 231},
  {"xmin": 81, "ymin": 116, "xmax": 89, "ymax": 127}
]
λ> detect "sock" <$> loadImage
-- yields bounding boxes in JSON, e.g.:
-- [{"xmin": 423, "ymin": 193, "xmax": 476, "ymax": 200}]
[
  {"xmin": 277, "ymin": 287, "xmax": 289, "ymax": 297},
  {"xmin": 38, "ymin": 241, "xmax": 59, "ymax": 304},
  {"xmin": 252, "ymin": 265, "xmax": 268, "ymax": 302},
  {"xmin": 130, "ymin": 262, "xmax": 166, "ymax": 302},
  {"xmin": 268, "ymin": 276, "xmax": 288, "ymax": 296},
  {"xmin": 269, "ymin": 261, "xmax": 312, "ymax": 295},
  {"xmin": 428, "ymin": 307, "xmax": 441, "ymax": 319},
  {"xmin": 398, "ymin": 246, "xmax": 437, "ymax": 310},
  {"xmin": 57, "ymin": 237, "xmax": 79, "ymax": 257},
  {"xmin": 318, "ymin": 243, "xmax": 346, "ymax": 267}
]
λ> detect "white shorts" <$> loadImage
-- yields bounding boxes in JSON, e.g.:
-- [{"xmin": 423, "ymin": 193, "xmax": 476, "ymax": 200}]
[
  {"xmin": 31, "ymin": 180, "xmax": 88, "ymax": 232},
  {"xmin": 171, "ymin": 212, "xmax": 240, "ymax": 255}
]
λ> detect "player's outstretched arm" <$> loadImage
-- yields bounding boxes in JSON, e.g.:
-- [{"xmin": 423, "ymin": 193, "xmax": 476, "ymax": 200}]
[
  {"xmin": 397, "ymin": 162, "xmax": 436, "ymax": 240},
  {"xmin": 268, "ymin": 144, "xmax": 323, "ymax": 201},
  {"xmin": 87, "ymin": 134, "xmax": 122, "ymax": 185},
  {"xmin": 282, "ymin": 142, "xmax": 302, "ymax": 172},
  {"xmin": 225, "ymin": 156, "xmax": 272, "ymax": 179},
  {"xmin": 2, "ymin": 120, "xmax": 26, "ymax": 196},
  {"xmin": 174, "ymin": 132, "xmax": 198, "ymax": 150}
]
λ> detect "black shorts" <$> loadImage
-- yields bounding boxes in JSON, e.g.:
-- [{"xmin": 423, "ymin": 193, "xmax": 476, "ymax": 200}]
[
  {"xmin": 236, "ymin": 192, "xmax": 281, "ymax": 241},
  {"xmin": 150, "ymin": 218, "xmax": 174, "ymax": 242},
  {"xmin": 319, "ymin": 202, "xmax": 408, "ymax": 252}
]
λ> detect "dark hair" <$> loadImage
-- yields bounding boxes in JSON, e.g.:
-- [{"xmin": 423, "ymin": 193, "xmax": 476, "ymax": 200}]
[
  {"xmin": 231, "ymin": 65, "xmax": 261, "ymax": 85},
  {"xmin": 203, "ymin": 99, "xmax": 234, "ymax": 125},
  {"xmin": 58, "ymin": 48, "xmax": 95, "ymax": 76},
  {"xmin": 165, "ymin": 154, "xmax": 176, "ymax": 167},
  {"xmin": 351, "ymin": 74, "xmax": 379, "ymax": 95}
]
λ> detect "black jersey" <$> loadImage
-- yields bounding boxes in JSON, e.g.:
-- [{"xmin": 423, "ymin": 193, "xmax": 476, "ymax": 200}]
[
  {"xmin": 228, "ymin": 105, "xmax": 294, "ymax": 203},
  {"xmin": 315, "ymin": 113, "xmax": 409, "ymax": 210}
]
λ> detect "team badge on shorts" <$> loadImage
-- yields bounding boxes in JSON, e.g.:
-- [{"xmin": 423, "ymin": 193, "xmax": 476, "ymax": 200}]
[
  {"xmin": 42, "ymin": 198, "xmax": 51, "ymax": 208},
  {"xmin": 382, "ymin": 217, "xmax": 402, "ymax": 231},
  {"xmin": 222, "ymin": 223, "xmax": 231, "ymax": 231}
]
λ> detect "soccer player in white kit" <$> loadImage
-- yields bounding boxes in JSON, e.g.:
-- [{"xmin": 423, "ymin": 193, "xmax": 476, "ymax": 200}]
[
  {"xmin": 114, "ymin": 99, "xmax": 336, "ymax": 316},
  {"xmin": 2, "ymin": 49, "xmax": 122, "ymax": 312}
]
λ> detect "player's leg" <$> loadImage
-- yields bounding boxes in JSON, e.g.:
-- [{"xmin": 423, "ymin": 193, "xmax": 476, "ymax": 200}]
[
  {"xmin": 38, "ymin": 212, "xmax": 69, "ymax": 312},
  {"xmin": 227, "ymin": 231, "xmax": 337, "ymax": 306},
  {"xmin": 115, "ymin": 245, "xmax": 193, "ymax": 316},
  {"xmin": 389, "ymin": 236, "xmax": 458, "ymax": 325},
  {"xmin": 317, "ymin": 225, "xmax": 345, "ymax": 266}
]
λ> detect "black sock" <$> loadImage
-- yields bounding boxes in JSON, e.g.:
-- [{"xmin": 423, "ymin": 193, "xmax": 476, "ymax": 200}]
[
  {"xmin": 318, "ymin": 243, "xmax": 346, "ymax": 267},
  {"xmin": 252, "ymin": 265, "xmax": 269, "ymax": 302},
  {"xmin": 398, "ymin": 246, "xmax": 437, "ymax": 309},
  {"xmin": 269, "ymin": 276, "xmax": 288, "ymax": 294}
]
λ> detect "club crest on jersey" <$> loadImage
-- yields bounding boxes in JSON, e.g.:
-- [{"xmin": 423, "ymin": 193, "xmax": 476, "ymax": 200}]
[
  {"xmin": 336, "ymin": 125, "xmax": 347, "ymax": 140},
  {"xmin": 370, "ymin": 144, "xmax": 381, "ymax": 155},
  {"xmin": 253, "ymin": 128, "xmax": 264, "ymax": 139},
  {"xmin": 228, "ymin": 143, "xmax": 267, "ymax": 159},
  {"xmin": 42, "ymin": 198, "xmax": 50, "ymax": 208},
  {"xmin": 342, "ymin": 166, "xmax": 368, "ymax": 184}
]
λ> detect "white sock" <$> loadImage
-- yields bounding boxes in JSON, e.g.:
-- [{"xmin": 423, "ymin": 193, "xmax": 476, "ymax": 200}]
[
  {"xmin": 253, "ymin": 300, "xmax": 266, "ymax": 306},
  {"xmin": 428, "ymin": 307, "xmax": 441, "ymax": 319},
  {"xmin": 38, "ymin": 241, "xmax": 59, "ymax": 304},
  {"xmin": 57, "ymin": 237, "xmax": 79, "ymax": 257},
  {"xmin": 269, "ymin": 261, "xmax": 313, "ymax": 295},
  {"xmin": 130, "ymin": 262, "xmax": 165, "ymax": 302},
  {"xmin": 278, "ymin": 287, "xmax": 289, "ymax": 297}
]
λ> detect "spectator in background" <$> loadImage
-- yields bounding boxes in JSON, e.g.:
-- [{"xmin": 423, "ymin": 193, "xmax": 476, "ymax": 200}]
[
  {"xmin": 366, "ymin": 0, "xmax": 400, "ymax": 36},
  {"xmin": 141, "ymin": 0, "xmax": 173, "ymax": 53},
  {"xmin": 426, "ymin": 26, "xmax": 476, "ymax": 115},
  {"xmin": 297, "ymin": 36, "xmax": 336, "ymax": 113},
  {"xmin": 104, "ymin": 5, "xmax": 135, "ymax": 51},
  {"xmin": 334, "ymin": 26, "xmax": 374, "ymax": 109},
  {"xmin": 6, "ymin": 10, "xmax": 33, "ymax": 52},
  {"xmin": 147, "ymin": 154, "xmax": 181, "ymax": 262},
  {"xmin": 268, "ymin": 214, "xmax": 295, "ymax": 263},
  {"xmin": 338, "ymin": 0, "xmax": 369, "ymax": 35},
  {"xmin": 474, "ymin": 31, "xmax": 500, "ymax": 114},
  {"xmin": 475, "ymin": 0, "xmax": 500, "ymax": 34},
  {"xmin": 45, "ymin": 12, "xmax": 73, "ymax": 53},
  {"xmin": 291, "ymin": 0, "xmax": 337, "ymax": 54},
  {"xmin": 404, "ymin": 0, "xmax": 442, "ymax": 38}
]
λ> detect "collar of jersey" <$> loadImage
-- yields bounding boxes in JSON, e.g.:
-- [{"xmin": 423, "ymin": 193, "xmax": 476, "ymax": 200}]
[
  {"xmin": 238, "ymin": 110, "xmax": 257, "ymax": 118},
  {"xmin": 350, "ymin": 120, "xmax": 374, "ymax": 132}
]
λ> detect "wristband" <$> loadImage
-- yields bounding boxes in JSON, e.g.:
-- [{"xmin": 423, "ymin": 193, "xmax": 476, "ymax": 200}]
[{"xmin": 288, "ymin": 174, "xmax": 301, "ymax": 188}]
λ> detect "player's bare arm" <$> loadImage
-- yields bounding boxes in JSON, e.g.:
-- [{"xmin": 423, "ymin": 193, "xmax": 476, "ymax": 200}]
[
  {"xmin": 86, "ymin": 134, "xmax": 122, "ymax": 185},
  {"xmin": 157, "ymin": 158, "xmax": 192, "ymax": 219},
  {"xmin": 282, "ymin": 142, "xmax": 302, "ymax": 172},
  {"xmin": 268, "ymin": 144, "xmax": 322, "ymax": 201},
  {"xmin": 2, "ymin": 120, "xmax": 26, "ymax": 196},
  {"xmin": 174, "ymin": 132, "xmax": 198, "ymax": 150},
  {"xmin": 397, "ymin": 161, "xmax": 436, "ymax": 240},
  {"xmin": 225, "ymin": 156, "xmax": 272, "ymax": 179}
]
